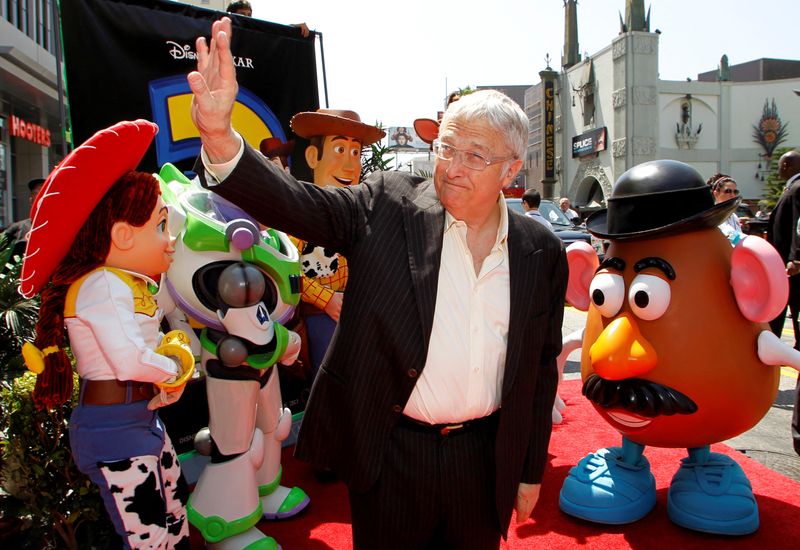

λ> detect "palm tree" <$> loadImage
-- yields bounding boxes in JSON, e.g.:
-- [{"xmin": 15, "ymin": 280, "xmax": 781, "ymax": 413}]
[{"xmin": 0, "ymin": 234, "xmax": 40, "ymax": 381}]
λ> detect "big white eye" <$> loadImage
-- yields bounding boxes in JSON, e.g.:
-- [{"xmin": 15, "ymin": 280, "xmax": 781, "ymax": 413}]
[
  {"xmin": 628, "ymin": 274, "xmax": 671, "ymax": 321},
  {"xmin": 589, "ymin": 272, "xmax": 625, "ymax": 318}
]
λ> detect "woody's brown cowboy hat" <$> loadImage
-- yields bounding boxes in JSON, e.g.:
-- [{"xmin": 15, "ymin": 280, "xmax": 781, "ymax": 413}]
[
  {"xmin": 259, "ymin": 136, "xmax": 295, "ymax": 158},
  {"xmin": 290, "ymin": 109, "xmax": 385, "ymax": 145},
  {"xmin": 586, "ymin": 159, "xmax": 740, "ymax": 241}
]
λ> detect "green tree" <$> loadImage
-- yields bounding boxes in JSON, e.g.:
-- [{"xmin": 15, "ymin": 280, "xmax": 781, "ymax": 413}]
[
  {"xmin": 759, "ymin": 146, "xmax": 795, "ymax": 212},
  {"xmin": 361, "ymin": 122, "xmax": 394, "ymax": 181},
  {"xmin": 0, "ymin": 234, "xmax": 40, "ymax": 382},
  {"xmin": 0, "ymin": 372, "xmax": 114, "ymax": 549}
]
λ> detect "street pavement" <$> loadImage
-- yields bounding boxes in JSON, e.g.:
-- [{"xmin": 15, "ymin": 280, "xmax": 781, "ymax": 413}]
[{"xmin": 559, "ymin": 306, "xmax": 800, "ymax": 483}]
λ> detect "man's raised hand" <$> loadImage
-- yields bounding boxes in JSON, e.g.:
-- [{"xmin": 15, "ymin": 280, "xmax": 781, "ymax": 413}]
[{"xmin": 188, "ymin": 17, "xmax": 241, "ymax": 163}]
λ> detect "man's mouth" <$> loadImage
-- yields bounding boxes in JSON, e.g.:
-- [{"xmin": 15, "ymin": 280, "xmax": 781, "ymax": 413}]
[
  {"xmin": 582, "ymin": 373, "xmax": 698, "ymax": 418},
  {"xmin": 333, "ymin": 176, "xmax": 353, "ymax": 186}
]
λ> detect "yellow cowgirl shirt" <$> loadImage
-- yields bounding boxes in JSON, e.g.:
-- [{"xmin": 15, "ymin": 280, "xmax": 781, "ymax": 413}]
[{"xmin": 64, "ymin": 267, "xmax": 179, "ymax": 382}]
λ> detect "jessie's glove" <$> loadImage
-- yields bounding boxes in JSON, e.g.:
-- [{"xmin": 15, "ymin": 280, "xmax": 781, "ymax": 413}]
[
  {"xmin": 147, "ymin": 384, "xmax": 186, "ymax": 410},
  {"xmin": 154, "ymin": 330, "xmax": 196, "ymax": 393}
]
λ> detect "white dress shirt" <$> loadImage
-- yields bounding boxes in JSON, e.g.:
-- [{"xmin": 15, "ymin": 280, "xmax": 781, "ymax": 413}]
[
  {"xmin": 403, "ymin": 198, "xmax": 511, "ymax": 424},
  {"xmin": 202, "ymin": 140, "xmax": 512, "ymax": 424}
]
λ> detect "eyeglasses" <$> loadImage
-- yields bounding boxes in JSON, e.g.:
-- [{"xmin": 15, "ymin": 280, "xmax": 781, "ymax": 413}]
[
  {"xmin": 432, "ymin": 139, "xmax": 515, "ymax": 171},
  {"xmin": 721, "ymin": 188, "xmax": 740, "ymax": 196}
]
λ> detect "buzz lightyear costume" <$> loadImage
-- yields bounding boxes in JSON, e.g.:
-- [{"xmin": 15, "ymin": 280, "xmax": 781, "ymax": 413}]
[{"xmin": 155, "ymin": 165, "xmax": 308, "ymax": 550}]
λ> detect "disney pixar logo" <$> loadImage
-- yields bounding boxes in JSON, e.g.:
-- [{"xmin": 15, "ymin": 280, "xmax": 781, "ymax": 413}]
[{"xmin": 165, "ymin": 41, "xmax": 254, "ymax": 69}]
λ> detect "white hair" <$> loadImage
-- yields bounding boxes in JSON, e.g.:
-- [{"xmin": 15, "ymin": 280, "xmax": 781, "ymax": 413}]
[{"xmin": 440, "ymin": 90, "xmax": 529, "ymax": 160}]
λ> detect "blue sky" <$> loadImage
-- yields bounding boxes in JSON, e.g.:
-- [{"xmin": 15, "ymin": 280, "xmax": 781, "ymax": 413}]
[{"xmin": 253, "ymin": 0, "xmax": 797, "ymax": 127}]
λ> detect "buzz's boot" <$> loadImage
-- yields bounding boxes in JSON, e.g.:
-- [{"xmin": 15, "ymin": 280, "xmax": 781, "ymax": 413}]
[
  {"xmin": 189, "ymin": 375, "xmax": 281, "ymax": 549},
  {"xmin": 188, "ymin": 429, "xmax": 280, "ymax": 549},
  {"xmin": 256, "ymin": 366, "xmax": 310, "ymax": 520}
]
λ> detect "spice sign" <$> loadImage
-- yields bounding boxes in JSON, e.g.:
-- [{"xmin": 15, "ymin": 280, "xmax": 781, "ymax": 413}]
[
  {"xmin": 572, "ymin": 127, "xmax": 607, "ymax": 158},
  {"xmin": 543, "ymin": 80, "xmax": 555, "ymax": 180},
  {"xmin": 10, "ymin": 115, "xmax": 51, "ymax": 147}
]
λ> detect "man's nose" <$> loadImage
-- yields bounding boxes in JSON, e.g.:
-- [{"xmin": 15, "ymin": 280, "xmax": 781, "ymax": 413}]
[{"xmin": 444, "ymin": 153, "xmax": 468, "ymax": 176}]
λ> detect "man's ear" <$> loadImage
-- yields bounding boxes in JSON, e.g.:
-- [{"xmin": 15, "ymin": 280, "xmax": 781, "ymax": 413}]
[
  {"xmin": 110, "ymin": 221, "xmax": 135, "ymax": 251},
  {"xmin": 501, "ymin": 159, "xmax": 524, "ymax": 187},
  {"xmin": 305, "ymin": 145, "xmax": 320, "ymax": 169}
]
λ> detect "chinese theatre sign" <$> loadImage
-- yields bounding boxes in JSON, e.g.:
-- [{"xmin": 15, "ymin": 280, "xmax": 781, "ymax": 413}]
[
  {"xmin": 10, "ymin": 115, "xmax": 51, "ymax": 147},
  {"xmin": 543, "ymin": 80, "xmax": 555, "ymax": 180}
]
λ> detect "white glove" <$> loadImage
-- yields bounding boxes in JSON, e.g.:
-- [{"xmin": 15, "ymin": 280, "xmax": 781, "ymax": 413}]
[{"xmin": 147, "ymin": 384, "xmax": 186, "ymax": 410}]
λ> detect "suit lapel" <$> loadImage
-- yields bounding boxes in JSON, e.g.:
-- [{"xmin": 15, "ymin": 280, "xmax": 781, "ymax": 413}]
[
  {"xmin": 503, "ymin": 213, "xmax": 543, "ymax": 399},
  {"xmin": 403, "ymin": 182, "xmax": 445, "ymax": 344}
]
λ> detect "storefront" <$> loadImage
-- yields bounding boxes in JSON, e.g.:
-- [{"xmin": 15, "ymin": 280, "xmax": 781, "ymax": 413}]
[
  {"xmin": 0, "ymin": 111, "xmax": 61, "ymax": 227},
  {"xmin": 1, "ymin": 3, "xmax": 64, "ymax": 228}
]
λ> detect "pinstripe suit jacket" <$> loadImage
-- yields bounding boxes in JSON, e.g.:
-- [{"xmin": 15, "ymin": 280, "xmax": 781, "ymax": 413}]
[{"xmin": 201, "ymin": 143, "xmax": 568, "ymax": 534}]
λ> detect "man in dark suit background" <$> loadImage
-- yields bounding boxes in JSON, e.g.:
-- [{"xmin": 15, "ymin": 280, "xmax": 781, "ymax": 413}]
[
  {"xmin": 767, "ymin": 150, "xmax": 800, "ymax": 345},
  {"xmin": 767, "ymin": 149, "xmax": 800, "ymax": 456},
  {"xmin": 187, "ymin": 18, "xmax": 567, "ymax": 548},
  {"xmin": 1, "ymin": 178, "xmax": 45, "ymax": 259}
]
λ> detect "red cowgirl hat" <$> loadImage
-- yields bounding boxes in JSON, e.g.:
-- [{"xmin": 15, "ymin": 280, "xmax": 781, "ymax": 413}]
[{"xmin": 18, "ymin": 120, "xmax": 158, "ymax": 298}]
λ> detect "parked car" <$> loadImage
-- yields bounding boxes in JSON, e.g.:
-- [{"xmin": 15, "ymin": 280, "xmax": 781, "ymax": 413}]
[
  {"xmin": 736, "ymin": 202, "xmax": 769, "ymax": 237},
  {"xmin": 506, "ymin": 198, "xmax": 604, "ymax": 256}
]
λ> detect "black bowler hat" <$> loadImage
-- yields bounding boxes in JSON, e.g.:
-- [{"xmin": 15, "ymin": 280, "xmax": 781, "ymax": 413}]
[{"xmin": 586, "ymin": 160, "xmax": 740, "ymax": 240}]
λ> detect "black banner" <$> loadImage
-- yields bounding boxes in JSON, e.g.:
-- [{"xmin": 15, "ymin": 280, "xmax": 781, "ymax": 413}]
[
  {"xmin": 572, "ymin": 127, "xmax": 607, "ymax": 158},
  {"xmin": 543, "ymin": 80, "xmax": 555, "ymax": 181},
  {"xmin": 61, "ymin": 0, "xmax": 319, "ymax": 180}
]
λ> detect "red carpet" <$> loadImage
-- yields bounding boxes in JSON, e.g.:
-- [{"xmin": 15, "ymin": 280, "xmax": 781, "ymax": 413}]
[{"xmin": 192, "ymin": 379, "xmax": 800, "ymax": 548}]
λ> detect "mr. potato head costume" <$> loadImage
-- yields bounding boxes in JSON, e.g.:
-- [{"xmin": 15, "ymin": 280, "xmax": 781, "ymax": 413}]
[
  {"xmin": 287, "ymin": 109, "xmax": 384, "ymax": 377},
  {"xmin": 558, "ymin": 160, "xmax": 800, "ymax": 535}
]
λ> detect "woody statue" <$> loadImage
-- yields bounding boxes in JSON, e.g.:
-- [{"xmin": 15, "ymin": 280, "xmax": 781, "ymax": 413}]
[{"xmin": 289, "ymin": 109, "xmax": 384, "ymax": 377}]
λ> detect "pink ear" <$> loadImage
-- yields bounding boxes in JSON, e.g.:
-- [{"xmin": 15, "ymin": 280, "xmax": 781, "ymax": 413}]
[
  {"xmin": 566, "ymin": 242, "xmax": 599, "ymax": 311},
  {"xmin": 731, "ymin": 237, "xmax": 789, "ymax": 322}
]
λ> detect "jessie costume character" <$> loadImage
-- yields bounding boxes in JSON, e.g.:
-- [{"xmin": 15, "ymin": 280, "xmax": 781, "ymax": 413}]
[
  {"xmin": 289, "ymin": 109, "xmax": 384, "ymax": 376},
  {"xmin": 558, "ymin": 160, "xmax": 800, "ymax": 535},
  {"xmin": 19, "ymin": 120, "xmax": 194, "ymax": 549}
]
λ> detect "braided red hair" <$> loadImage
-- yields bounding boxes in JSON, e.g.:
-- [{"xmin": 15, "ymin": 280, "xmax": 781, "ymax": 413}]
[{"xmin": 32, "ymin": 171, "xmax": 160, "ymax": 409}]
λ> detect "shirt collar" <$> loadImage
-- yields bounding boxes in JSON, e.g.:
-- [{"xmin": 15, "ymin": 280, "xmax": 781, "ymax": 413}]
[
  {"xmin": 787, "ymin": 173, "xmax": 800, "ymax": 188},
  {"xmin": 443, "ymin": 193, "xmax": 509, "ymax": 247},
  {"xmin": 114, "ymin": 267, "xmax": 159, "ymax": 288}
]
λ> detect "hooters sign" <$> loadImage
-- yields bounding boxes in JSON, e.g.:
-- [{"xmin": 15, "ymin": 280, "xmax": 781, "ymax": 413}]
[{"xmin": 10, "ymin": 115, "xmax": 51, "ymax": 147}]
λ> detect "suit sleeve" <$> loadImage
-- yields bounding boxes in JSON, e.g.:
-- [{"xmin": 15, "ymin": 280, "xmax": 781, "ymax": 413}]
[
  {"xmin": 521, "ymin": 243, "xmax": 568, "ymax": 484},
  {"xmin": 195, "ymin": 141, "xmax": 376, "ymax": 255}
]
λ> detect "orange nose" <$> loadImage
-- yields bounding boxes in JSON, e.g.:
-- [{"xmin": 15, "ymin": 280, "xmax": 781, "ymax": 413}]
[{"xmin": 589, "ymin": 313, "xmax": 658, "ymax": 380}]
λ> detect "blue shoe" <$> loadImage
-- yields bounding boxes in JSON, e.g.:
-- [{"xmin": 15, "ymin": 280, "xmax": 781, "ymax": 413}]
[
  {"xmin": 560, "ymin": 444, "xmax": 656, "ymax": 524},
  {"xmin": 667, "ymin": 447, "xmax": 759, "ymax": 535}
]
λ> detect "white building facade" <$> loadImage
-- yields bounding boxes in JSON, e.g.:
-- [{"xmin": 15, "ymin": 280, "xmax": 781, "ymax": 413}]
[{"xmin": 526, "ymin": 1, "xmax": 800, "ymax": 208}]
